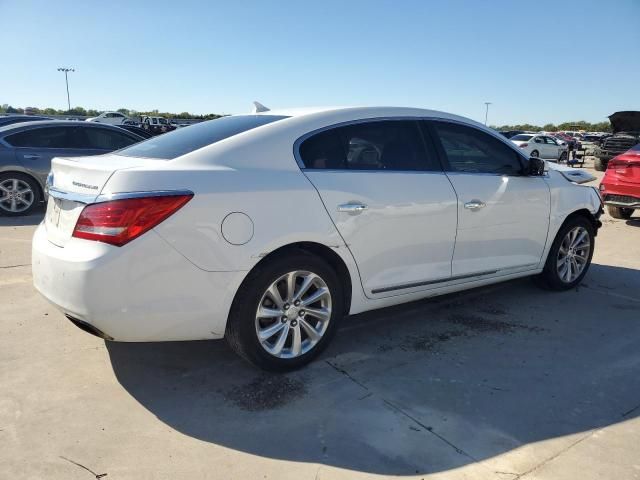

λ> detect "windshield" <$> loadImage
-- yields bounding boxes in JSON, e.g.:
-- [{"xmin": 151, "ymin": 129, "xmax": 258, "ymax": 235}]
[
  {"xmin": 511, "ymin": 134, "xmax": 533, "ymax": 141},
  {"xmin": 117, "ymin": 115, "xmax": 289, "ymax": 159}
]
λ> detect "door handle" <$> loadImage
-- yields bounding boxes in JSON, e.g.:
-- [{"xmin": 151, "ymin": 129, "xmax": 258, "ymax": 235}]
[
  {"xmin": 464, "ymin": 200, "xmax": 486, "ymax": 210},
  {"xmin": 23, "ymin": 154, "xmax": 41, "ymax": 160},
  {"xmin": 338, "ymin": 203, "xmax": 368, "ymax": 213}
]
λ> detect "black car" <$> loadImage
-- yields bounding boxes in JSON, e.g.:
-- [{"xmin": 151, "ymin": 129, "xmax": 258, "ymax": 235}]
[
  {"xmin": 0, "ymin": 115, "xmax": 52, "ymax": 127},
  {"xmin": 115, "ymin": 124, "xmax": 154, "ymax": 139}
]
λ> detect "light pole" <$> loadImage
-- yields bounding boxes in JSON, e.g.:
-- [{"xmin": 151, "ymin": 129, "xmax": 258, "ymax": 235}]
[
  {"xmin": 484, "ymin": 102, "xmax": 492, "ymax": 126},
  {"xmin": 57, "ymin": 67, "xmax": 75, "ymax": 112}
]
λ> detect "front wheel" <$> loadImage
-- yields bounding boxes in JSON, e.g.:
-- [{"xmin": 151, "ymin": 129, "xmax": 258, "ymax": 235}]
[
  {"xmin": 226, "ymin": 251, "xmax": 344, "ymax": 371},
  {"xmin": 594, "ymin": 157, "xmax": 606, "ymax": 171},
  {"xmin": 536, "ymin": 216, "xmax": 595, "ymax": 290},
  {"xmin": 608, "ymin": 205, "xmax": 634, "ymax": 219}
]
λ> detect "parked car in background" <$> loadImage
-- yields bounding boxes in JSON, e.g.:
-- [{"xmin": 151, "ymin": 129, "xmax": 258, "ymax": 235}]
[
  {"xmin": 0, "ymin": 121, "xmax": 144, "ymax": 216},
  {"xmin": 0, "ymin": 115, "xmax": 52, "ymax": 127},
  {"xmin": 86, "ymin": 111, "xmax": 129, "ymax": 125},
  {"xmin": 141, "ymin": 116, "xmax": 176, "ymax": 135},
  {"xmin": 510, "ymin": 133, "xmax": 567, "ymax": 161},
  {"xmin": 115, "ymin": 124, "xmax": 154, "ymax": 139},
  {"xmin": 32, "ymin": 106, "xmax": 602, "ymax": 370},
  {"xmin": 599, "ymin": 143, "xmax": 640, "ymax": 219},
  {"xmin": 595, "ymin": 111, "xmax": 640, "ymax": 171},
  {"xmin": 498, "ymin": 130, "xmax": 525, "ymax": 139}
]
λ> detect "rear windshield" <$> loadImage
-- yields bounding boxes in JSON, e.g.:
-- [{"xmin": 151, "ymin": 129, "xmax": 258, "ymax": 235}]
[
  {"xmin": 117, "ymin": 115, "xmax": 288, "ymax": 159},
  {"xmin": 511, "ymin": 134, "xmax": 534, "ymax": 141}
]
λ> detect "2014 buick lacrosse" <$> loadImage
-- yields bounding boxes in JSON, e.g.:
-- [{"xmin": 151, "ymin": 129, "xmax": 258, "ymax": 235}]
[{"xmin": 32, "ymin": 106, "xmax": 603, "ymax": 370}]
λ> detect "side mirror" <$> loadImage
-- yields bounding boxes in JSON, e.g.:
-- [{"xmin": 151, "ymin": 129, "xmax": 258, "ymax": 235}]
[{"xmin": 528, "ymin": 157, "xmax": 545, "ymax": 176}]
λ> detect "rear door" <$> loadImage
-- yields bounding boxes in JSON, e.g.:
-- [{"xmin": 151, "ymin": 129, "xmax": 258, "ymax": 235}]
[
  {"xmin": 426, "ymin": 120, "xmax": 550, "ymax": 277},
  {"xmin": 299, "ymin": 119, "xmax": 458, "ymax": 298}
]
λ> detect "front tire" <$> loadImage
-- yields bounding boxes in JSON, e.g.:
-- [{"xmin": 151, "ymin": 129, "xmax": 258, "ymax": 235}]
[
  {"xmin": 594, "ymin": 157, "xmax": 606, "ymax": 171},
  {"xmin": 536, "ymin": 216, "xmax": 595, "ymax": 290},
  {"xmin": 226, "ymin": 251, "xmax": 344, "ymax": 371},
  {"xmin": 608, "ymin": 205, "xmax": 634, "ymax": 219}
]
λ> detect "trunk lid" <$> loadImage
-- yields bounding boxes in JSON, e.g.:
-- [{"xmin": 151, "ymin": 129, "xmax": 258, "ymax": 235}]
[{"xmin": 45, "ymin": 154, "xmax": 160, "ymax": 247}]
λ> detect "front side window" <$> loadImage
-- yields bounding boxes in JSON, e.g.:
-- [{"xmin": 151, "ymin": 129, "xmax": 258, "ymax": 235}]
[
  {"xmin": 432, "ymin": 121, "xmax": 524, "ymax": 175},
  {"xmin": 118, "ymin": 114, "xmax": 288, "ymax": 159},
  {"xmin": 299, "ymin": 120, "xmax": 435, "ymax": 171},
  {"xmin": 5, "ymin": 127, "xmax": 78, "ymax": 149}
]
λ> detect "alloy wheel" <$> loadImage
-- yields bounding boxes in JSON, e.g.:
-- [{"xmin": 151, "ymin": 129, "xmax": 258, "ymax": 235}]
[
  {"xmin": 0, "ymin": 178, "xmax": 35, "ymax": 214},
  {"xmin": 255, "ymin": 270, "xmax": 332, "ymax": 358},
  {"xmin": 556, "ymin": 226, "xmax": 590, "ymax": 283}
]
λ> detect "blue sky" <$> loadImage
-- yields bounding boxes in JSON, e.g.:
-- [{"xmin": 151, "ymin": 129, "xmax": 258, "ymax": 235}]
[{"xmin": 1, "ymin": 0, "xmax": 638, "ymax": 125}]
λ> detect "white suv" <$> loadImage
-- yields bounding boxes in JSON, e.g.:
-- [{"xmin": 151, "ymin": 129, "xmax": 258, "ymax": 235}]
[{"xmin": 33, "ymin": 106, "xmax": 603, "ymax": 370}]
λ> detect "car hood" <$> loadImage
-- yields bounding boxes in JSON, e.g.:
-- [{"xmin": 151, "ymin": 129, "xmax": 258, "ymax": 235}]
[
  {"xmin": 608, "ymin": 111, "xmax": 640, "ymax": 133},
  {"xmin": 547, "ymin": 162, "xmax": 596, "ymax": 184}
]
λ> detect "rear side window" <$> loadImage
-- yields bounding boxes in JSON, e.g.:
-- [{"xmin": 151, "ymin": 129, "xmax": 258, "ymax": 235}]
[
  {"xmin": 117, "ymin": 115, "xmax": 288, "ymax": 159},
  {"xmin": 80, "ymin": 128, "xmax": 139, "ymax": 150},
  {"xmin": 299, "ymin": 120, "xmax": 436, "ymax": 171},
  {"xmin": 431, "ymin": 122, "xmax": 524, "ymax": 175},
  {"xmin": 4, "ymin": 127, "xmax": 77, "ymax": 148}
]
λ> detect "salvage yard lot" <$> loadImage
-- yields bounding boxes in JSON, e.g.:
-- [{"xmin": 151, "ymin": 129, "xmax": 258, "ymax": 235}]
[{"xmin": 1, "ymin": 165, "xmax": 640, "ymax": 480}]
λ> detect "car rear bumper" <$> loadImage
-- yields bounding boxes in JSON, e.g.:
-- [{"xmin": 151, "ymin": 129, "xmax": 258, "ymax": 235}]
[
  {"xmin": 32, "ymin": 223, "xmax": 245, "ymax": 341},
  {"xmin": 600, "ymin": 179, "xmax": 640, "ymax": 209}
]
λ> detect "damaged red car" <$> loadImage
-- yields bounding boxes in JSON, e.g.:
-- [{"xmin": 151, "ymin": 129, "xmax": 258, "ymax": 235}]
[{"xmin": 599, "ymin": 143, "xmax": 640, "ymax": 219}]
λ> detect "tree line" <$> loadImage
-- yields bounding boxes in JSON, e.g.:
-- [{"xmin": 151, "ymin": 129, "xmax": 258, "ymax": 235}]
[
  {"xmin": 0, "ymin": 104, "xmax": 223, "ymax": 120},
  {"xmin": 491, "ymin": 120, "xmax": 612, "ymax": 132},
  {"xmin": 0, "ymin": 105, "xmax": 613, "ymax": 131}
]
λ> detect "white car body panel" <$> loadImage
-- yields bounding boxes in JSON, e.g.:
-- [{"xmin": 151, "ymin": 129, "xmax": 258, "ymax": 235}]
[{"xmin": 32, "ymin": 106, "xmax": 602, "ymax": 342}]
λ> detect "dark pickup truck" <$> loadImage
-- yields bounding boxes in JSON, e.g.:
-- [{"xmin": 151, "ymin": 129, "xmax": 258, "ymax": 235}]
[{"xmin": 595, "ymin": 111, "xmax": 640, "ymax": 171}]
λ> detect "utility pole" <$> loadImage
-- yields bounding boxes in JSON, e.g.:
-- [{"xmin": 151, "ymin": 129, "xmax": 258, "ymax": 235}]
[
  {"xmin": 57, "ymin": 67, "xmax": 75, "ymax": 112},
  {"xmin": 484, "ymin": 102, "xmax": 492, "ymax": 126}
]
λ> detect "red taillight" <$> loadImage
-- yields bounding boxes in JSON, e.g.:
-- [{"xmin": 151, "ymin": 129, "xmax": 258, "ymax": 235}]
[
  {"xmin": 519, "ymin": 143, "xmax": 528, "ymax": 148},
  {"xmin": 72, "ymin": 194, "xmax": 193, "ymax": 246},
  {"xmin": 607, "ymin": 158, "xmax": 627, "ymax": 170}
]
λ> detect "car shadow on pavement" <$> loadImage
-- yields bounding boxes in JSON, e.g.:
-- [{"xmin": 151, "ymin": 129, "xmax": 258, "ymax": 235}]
[
  {"xmin": 625, "ymin": 218, "xmax": 640, "ymax": 228},
  {"xmin": 106, "ymin": 265, "xmax": 640, "ymax": 476},
  {"xmin": 0, "ymin": 209, "xmax": 44, "ymax": 226}
]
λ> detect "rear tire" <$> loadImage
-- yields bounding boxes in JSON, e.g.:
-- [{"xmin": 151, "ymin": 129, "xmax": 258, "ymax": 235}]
[
  {"xmin": 536, "ymin": 215, "xmax": 595, "ymax": 291},
  {"xmin": 607, "ymin": 205, "xmax": 634, "ymax": 219},
  {"xmin": 0, "ymin": 172, "xmax": 41, "ymax": 217},
  {"xmin": 531, "ymin": 150, "xmax": 539, "ymax": 158},
  {"xmin": 226, "ymin": 251, "xmax": 344, "ymax": 371}
]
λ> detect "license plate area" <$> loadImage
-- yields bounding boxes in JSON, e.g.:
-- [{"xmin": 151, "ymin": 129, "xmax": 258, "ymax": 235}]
[{"xmin": 45, "ymin": 197, "xmax": 84, "ymax": 246}]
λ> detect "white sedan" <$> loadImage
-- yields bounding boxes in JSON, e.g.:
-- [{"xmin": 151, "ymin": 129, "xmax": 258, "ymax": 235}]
[
  {"xmin": 511, "ymin": 133, "xmax": 568, "ymax": 161},
  {"xmin": 33, "ymin": 106, "xmax": 603, "ymax": 370},
  {"xmin": 85, "ymin": 111, "xmax": 128, "ymax": 125}
]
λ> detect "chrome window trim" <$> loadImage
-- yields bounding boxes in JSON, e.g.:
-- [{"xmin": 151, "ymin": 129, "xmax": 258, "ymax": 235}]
[{"xmin": 293, "ymin": 115, "xmax": 531, "ymax": 172}]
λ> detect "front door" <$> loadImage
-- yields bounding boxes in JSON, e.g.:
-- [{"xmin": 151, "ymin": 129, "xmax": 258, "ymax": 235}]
[
  {"xmin": 298, "ymin": 119, "xmax": 458, "ymax": 297},
  {"xmin": 427, "ymin": 120, "xmax": 550, "ymax": 277}
]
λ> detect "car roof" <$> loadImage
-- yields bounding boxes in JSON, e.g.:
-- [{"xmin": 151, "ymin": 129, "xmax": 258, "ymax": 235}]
[{"xmin": 0, "ymin": 119, "xmax": 129, "ymax": 134}]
